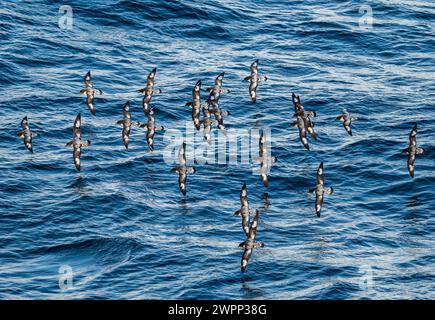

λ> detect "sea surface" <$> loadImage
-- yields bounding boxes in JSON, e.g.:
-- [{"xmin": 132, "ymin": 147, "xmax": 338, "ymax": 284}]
[{"xmin": 0, "ymin": 0, "xmax": 434, "ymax": 299}]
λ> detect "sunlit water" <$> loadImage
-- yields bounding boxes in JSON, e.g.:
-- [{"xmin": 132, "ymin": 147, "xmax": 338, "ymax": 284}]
[{"xmin": 0, "ymin": 0, "xmax": 434, "ymax": 299}]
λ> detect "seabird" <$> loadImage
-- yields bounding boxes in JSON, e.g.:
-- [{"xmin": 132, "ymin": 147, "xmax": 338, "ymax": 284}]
[
  {"xmin": 116, "ymin": 101, "xmax": 146, "ymax": 149},
  {"xmin": 138, "ymin": 68, "xmax": 162, "ymax": 114},
  {"xmin": 258, "ymin": 130, "xmax": 277, "ymax": 187},
  {"xmin": 402, "ymin": 124, "xmax": 425, "ymax": 178},
  {"xmin": 244, "ymin": 59, "xmax": 268, "ymax": 103},
  {"xmin": 202, "ymin": 105, "xmax": 213, "ymax": 145},
  {"xmin": 144, "ymin": 107, "xmax": 164, "ymax": 151},
  {"xmin": 65, "ymin": 113, "xmax": 91, "ymax": 171},
  {"xmin": 79, "ymin": 71, "xmax": 102, "ymax": 116},
  {"xmin": 17, "ymin": 116, "xmax": 37, "ymax": 153},
  {"xmin": 171, "ymin": 142, "xmax": 196, "ymax": 195},
  {"xmin": 234, "ymin": 183, "xmax": 252, "ymax": 236},
  {"xmin": 336, "ymin": 109, "xmax": 355, "ymax": 136},
  {"xmin": 309, "ymin": 162, "xmax": 334, "ymax": 217},
  {"xmin": 239, "ymin": 209, "xmax": 264, "ymax": 272},
  {"xmin": 186, "ymin": 80, "xmax": 205, "ymax": 130},
  {"xmin": 292, "ymin": 116, "xmax": 310, "ymax": 150}
]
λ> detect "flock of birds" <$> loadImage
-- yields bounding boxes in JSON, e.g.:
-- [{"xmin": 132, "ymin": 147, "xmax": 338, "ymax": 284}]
[{"xmin": 16, "ymin": 60, "xmax": 426, "ymax": 272}]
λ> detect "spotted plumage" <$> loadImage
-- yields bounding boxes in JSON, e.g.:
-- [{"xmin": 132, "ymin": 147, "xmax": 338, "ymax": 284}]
[
  {"xmin": 234, "ymin": 183, "xmax": 252, "ymax": 236},
  {"xmin": 116, "ymin": 101, "xmax": 146, "ymax": 149},
  {"xmin": 402, "ymin": 124, "xmax": 424, "ymax": 178},
  {"xmin": 65, "ymin": 113, "xmax": 91, "ymax": 171},
  {"xmin": 144, "ymin": 107, "xmax": 164, "ymax": 151},
  {"xmin": 138, "ymin": 68, "xmax": 162, "ymax": 114},
  {"xmin": 239, "ymin": 209, "xmax": 264, "ymax": 273},
  {"xmin": 309, "ymin": 162, "xmax": 334, "ymax": 217},
  {"xmin": 79, "ymin": 71, "xmax": 102, "ymax": 116},
  {"xmin": 258, "ymin": 130, "xmax": 277, "ymax": 187},
  {"xmin": 17, "ymin": 116, "xmax": 37, "ymax": 153},
  {"xmin": 186, "ymin": 80, "xmax": 204, "ymax": 130},
  {"xmin": 336, "ymin": 109, "xmax": 355, "ymax": 136},
  {"xmin": 171, "ymin": 142, "xmax": 196, "ymax": 195},
  {"xmin": 244, "ymin": 59, "xmax": 267, "ymax": 103}
]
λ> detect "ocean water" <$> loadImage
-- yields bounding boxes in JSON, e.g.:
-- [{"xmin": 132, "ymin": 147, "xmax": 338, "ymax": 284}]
[{"xmin": 0, "ymin": 0, "xmax": 434, "ymax": 299}]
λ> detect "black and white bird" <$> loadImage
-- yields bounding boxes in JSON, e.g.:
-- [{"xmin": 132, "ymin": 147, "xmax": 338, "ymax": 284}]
[
  {"xmin": 144, "ymin": 107, "xmax": 164, "ymax": 151},
  {"xmin": 65, "ymin": 113, "xmax": 91, "ymax": 171},
  {"xmin": 258, "ymin": 130, "xmax": 277, "ymax": 187},
  {"xmin": 402, "ymin": 124, "xmax": 424, "ymax": 178},
  {"xmin": 336, "ymin": 109, "xmax": 356, "ymax": 136},
  {"xmin": 234, "ymin": 183, "xmax": 252, "ymax": 236},
  {"xmin": 239, "ymin": 209, "xmax": 264, "ymax": 273},
  {"xmin": 202, "ymin": 105, "xmax": 213, "ymax": 145},
  {"xmin": 79, "ymin": 71, "xmax": 102, "ymax": 116},
  {"xmin": 186, "ymin": 80, "xmax": 205, "ymax": 130},
  {"xmin": 292, "ymin": 93, "xmax": 317, "ymax": 141},
  {"xmin": 17, "ymin": 116, "xmax": 37, "ymax": 153},
  {"xmin": 244, "ymin": 59, "xmax": 268, "ymax": 103},
  {"xmin": 171, "ymin": 142, "xmax": 196, "ymax": 195},
  {"xmin": 309, "ymin": 162, "xmax": 334, "ymax": 217},
  {"xmin": 116, "ymin": 101, "xmax": 146, "ymax": 149},
  {"xmin": 138, "ymin": 68, "xmax": 162, "ymax": 114},
  {"xmin": 206, "ymin": 72, "xmax": 230, "ymax": 107},
  {"xmin": 293, "ymin": 116, "xmax": 310, "ymax": 150}
]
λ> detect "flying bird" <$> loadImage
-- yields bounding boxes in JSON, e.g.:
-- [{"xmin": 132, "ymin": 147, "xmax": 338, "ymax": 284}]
[
  {"xmin": 186, "ymin": 80, "xmax": 205, "ymax": 130},
  {"xmin": 17, "ymin": 116, "xmax": 37, "ymax": 153},
  {"xmin": 258, "ymin": 130, "xmax": 277, "ymax": 187},
  {"xmin": 402, "ymin": 124, "xmax": 424, "ymax": 178},
  {"xmin": 144, "ymin": 108, "xmax": 165, "ymax": 151},
  {"xmin": 171, "ymin": 142, "xmax": 196, "ymax": 195},
  {"xmin": 336, "ymin": 109, "xmax": 356, "ymax": 136},
  {"xmin": 79, "ymin": 71, "xmax": 103, "ymax": 116},
  {"xmin": 244, "ymin": 59, "xmax": 268, "ymax": 103},
  {"xmin": 138, "ymin": 68, "xmax": 162, "ymax": 114},
  {"xmin": 239, "ymin": 209, "xmax": 264, "ymax": 272},
  {"xmin": 234, "ymin": 183, "xmax": 252, "ymax": 236},
  {"xmin": 66, "ymin": 113, "xmax": 91, "ymax": 171},
  {"xmin": 309, "ymin": 162, "xmax": 334, "ymax": 217},
  {"xmin": 116, "ymin": 101, "xmax": 146, "ymax": 149}
]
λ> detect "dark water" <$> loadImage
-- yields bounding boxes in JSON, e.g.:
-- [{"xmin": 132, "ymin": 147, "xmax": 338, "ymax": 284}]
[{"xmin": 0, "ymin": 0, "xmax": 434, "ymax": 299}]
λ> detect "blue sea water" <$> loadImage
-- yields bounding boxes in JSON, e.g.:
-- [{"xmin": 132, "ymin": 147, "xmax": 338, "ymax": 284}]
[{"xmin": 0, "ymin": 0, "xmax": 434, "ymax": 299}]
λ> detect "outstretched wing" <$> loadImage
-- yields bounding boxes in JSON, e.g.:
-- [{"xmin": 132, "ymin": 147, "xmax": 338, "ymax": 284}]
[
  {"xmin": 344, "ymin": 122, "xmax": 353, "ymax": 136},
  {"xmin": 73, "ymin": 113, "xmax": 81, "ymax": 139},
  {"xmin": 409, "ymin": 124, "xmax": 417, "ymax": 147},
  {"xmin": 178, "ymin": 171, "xmax": 187, "ymax": 195},
  {"xmin": 240, "ymin": 183, "xmax": 249, "ymax": 208},
  {"xmin": 315, "ymin": 192, "xmax": 324, "ymax": 217},
  {"xmin": 178, "ymin": 142, "xmax": 186, "ymax": 166},
  {"xmin": 21, "ymin": 116, "xmax": 30, "ymax": 131},
  {"xmin": 192, "ymin": 80, "xmax": 202, "ymax": 101},
  {"xmin": 241, "ymin": 247, "xmax": 253, "ymax": 272},
  {"xmin": 122, "ymin": 125, "xmax": 131, "ymax": 149},
  {"xmin": 86, "ymin": 94, "xmax": 95, "ymax": 115},
  {"xmin": 249, "ymin": 80, "xmax": 258, "ymax": 103},
  {"xmin": 149, "ymin": 67, "xmax": 157, "ymax": 79},
  {"xmin": 407, "ymin": 152, "xmax": 415, "ymax": 178},
  {"xmin": 317, "ymin": 162, "xmax": 324, "ymax": 186},
  {"xmin": 123, "ymin": 101, "xmax": 131, "ymax": 119},
  {"xmin": 84, "ymin": 71, "xmax": 92, "ymax": 88},
  {"xmin": 73, "ymin": 146, "xmax": 81, "ymax": 171},
  {"xmin": 248, "ymin": 210, "xmax": 260, "ymax": 242},
  {"xmin": 260, "ymin": 161, "xmax": 269, "ymax": 187},
  {"xmin": 297, "ymin": 117, "xmax": 309, "ymax": 150}
]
